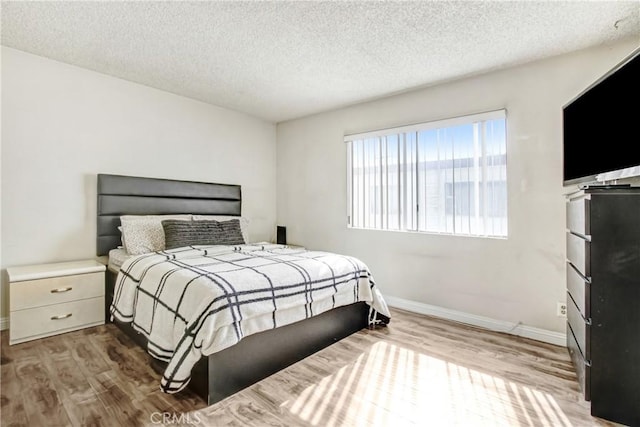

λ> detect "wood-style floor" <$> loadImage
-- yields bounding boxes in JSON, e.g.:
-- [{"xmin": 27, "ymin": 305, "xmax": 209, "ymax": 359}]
[{"xmin": 0, "ymin": 308, "xmax": 617, "ymax": 427}]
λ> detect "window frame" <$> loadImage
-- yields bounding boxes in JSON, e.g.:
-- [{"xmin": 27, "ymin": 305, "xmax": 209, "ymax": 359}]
[{"xmin": 345, "ymin": 109, "xmax": 508, "ymax": 238}]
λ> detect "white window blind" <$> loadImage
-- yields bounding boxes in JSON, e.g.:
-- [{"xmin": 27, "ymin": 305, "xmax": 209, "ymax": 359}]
[{"xmin": 346, "ymin": 110, "xmax": 507, "ymax": 237}]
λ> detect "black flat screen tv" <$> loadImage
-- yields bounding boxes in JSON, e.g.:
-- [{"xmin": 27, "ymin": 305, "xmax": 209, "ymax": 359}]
[{"xmin": 563, "ymin": 47, "xmax": 640, "ymax": 186}]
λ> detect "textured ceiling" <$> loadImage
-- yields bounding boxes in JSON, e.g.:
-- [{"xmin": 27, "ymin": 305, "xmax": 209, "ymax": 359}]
[{"xmin": 2, "ymin": 1, "xmax": 639, "ymax": 122}]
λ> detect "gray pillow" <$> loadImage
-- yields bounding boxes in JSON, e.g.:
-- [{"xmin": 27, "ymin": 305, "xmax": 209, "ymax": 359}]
[{"xmin": 162, "ymin": 219, "xmax": 245, "ymax": 249}]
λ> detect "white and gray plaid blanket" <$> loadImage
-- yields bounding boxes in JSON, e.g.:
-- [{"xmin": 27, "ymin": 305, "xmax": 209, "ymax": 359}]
[{"xmin": 110, "ymin": 243, "xmax": 390, "ymax": 393}]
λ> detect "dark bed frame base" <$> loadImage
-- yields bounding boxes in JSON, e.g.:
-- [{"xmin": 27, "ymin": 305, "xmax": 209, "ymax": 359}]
[{"xmin": 106, "ymin": 270, "xmax": 369, "ymax": 405}]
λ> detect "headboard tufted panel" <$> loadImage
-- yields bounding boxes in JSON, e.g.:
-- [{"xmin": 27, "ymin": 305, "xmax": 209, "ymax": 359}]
[{"xmin": 96, "ymin": 174, "xmax": 241, "ymax": 256}]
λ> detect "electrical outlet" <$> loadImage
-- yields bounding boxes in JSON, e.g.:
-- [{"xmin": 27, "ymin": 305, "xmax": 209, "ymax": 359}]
[{"xmin": 557, "ymin": 302, "xmax": 567, "ymax": 317}]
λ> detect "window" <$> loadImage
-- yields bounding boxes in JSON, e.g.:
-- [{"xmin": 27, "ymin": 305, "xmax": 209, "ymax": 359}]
[{"xmin": 346, "ymin": 110, "xmax": 507, "ymax": 237}]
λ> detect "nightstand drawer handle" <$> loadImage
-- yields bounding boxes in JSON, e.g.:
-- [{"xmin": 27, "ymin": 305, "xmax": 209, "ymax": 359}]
[
  {"xmin": 50, "ymin": 287, "xmax": 72, "ymax": 293},
  {"xmin": 51, "ymin": 313, "xmax": 72, "ymax": 320}
]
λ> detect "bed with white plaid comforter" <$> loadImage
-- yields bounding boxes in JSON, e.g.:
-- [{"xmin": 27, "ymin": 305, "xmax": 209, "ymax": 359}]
[{"xmin": 110, "ymin": 243, "xmax": 390, "ymax": 393}]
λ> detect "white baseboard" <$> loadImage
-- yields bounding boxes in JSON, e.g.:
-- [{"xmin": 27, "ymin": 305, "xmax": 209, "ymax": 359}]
[
  {"xmin": 0, "ymin": 301, "xmax": 565, "ymax": 346},
  {"xmin": 384, "ymin": 296, "xmax": 566, "ymax": 347}
]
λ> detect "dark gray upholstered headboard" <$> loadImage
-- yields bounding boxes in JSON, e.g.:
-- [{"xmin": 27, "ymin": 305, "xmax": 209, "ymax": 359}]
[{"xmin": 97, "ymin": 174, "xmax": 241, "ymax": 256}]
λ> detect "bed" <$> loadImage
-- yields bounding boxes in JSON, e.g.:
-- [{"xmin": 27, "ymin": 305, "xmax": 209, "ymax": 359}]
[{"xmin": 97, "ymin": 173, "xmax": 390, "ymax": 405}]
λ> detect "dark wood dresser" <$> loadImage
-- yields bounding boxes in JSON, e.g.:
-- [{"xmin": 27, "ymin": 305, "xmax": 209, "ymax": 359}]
[{"xmin": 566, "ymin": 187, "xmax": 640, "ymax": 426}]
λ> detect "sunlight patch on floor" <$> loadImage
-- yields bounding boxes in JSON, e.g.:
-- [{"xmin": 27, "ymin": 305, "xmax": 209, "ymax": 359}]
[{"xmin": 280, "ymin": 341, "xmax": 572, "ymax": 427}]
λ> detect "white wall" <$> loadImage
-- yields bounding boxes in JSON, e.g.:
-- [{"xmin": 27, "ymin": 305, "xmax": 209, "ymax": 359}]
[
  {"xmin": 0, "ymin": 48, "xmax": 3, "ymax": 329},
  {"xmin": 1, "ymin": 47, "xmax": 277, "ymax": 319},
  {"xmin": 276, "ymin": 39, "xmax": 639, "ymax": 334}
]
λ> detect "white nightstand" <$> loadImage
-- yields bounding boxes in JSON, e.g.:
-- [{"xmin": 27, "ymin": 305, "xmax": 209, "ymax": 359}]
[{"xmin": 7, "ymin": 259, "xmax": 106, "ymax": 345}]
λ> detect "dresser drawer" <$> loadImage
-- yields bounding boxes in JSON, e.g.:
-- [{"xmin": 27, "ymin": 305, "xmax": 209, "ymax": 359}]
[
  {"xmin": 567, "ymin": 295, "xmax": 590, "ymax": 359},
  {"xmin": 10, "ymin": 272, "xmax": 104, "ymax": 311},
  {"xmin": 566, "ymin": 232, "xmax": 590, "ymax": 277},
  {"xmin": 10, "ymin": 296, "xmax": 104, "ymax": 344},
  {"xmin": 567, "ymin": 321, "xmax": 590, "ymax": 401},
  {"xmin": 566, "ymin": 196, "xmax": 590, "ymax": 236},
  {"xmin": 567, "ymin": 262, "xmax": 590, "ymax": 317}
]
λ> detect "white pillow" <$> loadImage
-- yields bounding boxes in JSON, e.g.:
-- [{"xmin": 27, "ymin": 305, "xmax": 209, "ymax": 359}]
[
  {"xmin": 120, "ymin": 215, "xmax": 191, "ymax": 255},
  {"xmin": 192, "ymin": 215, "xmax": 250, "ymax": 243},
  {"xmin": 117, "ymin": 226, "xmax": 125, "ymax": 249}
]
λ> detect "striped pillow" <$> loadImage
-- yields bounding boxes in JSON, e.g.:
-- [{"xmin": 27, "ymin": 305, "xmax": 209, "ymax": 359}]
[{"xmin": 162, "ymin": 219, "xmax": 245, "ymax": 249}]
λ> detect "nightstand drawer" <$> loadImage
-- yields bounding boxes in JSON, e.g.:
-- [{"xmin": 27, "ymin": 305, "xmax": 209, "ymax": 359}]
[
  {"xmin": 10, "ymin": 272, "xmax": 104, "ymax": 311},
  {"xmin": 10, "ymin": 296, "xmax": 104, "ymax": 344}
]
